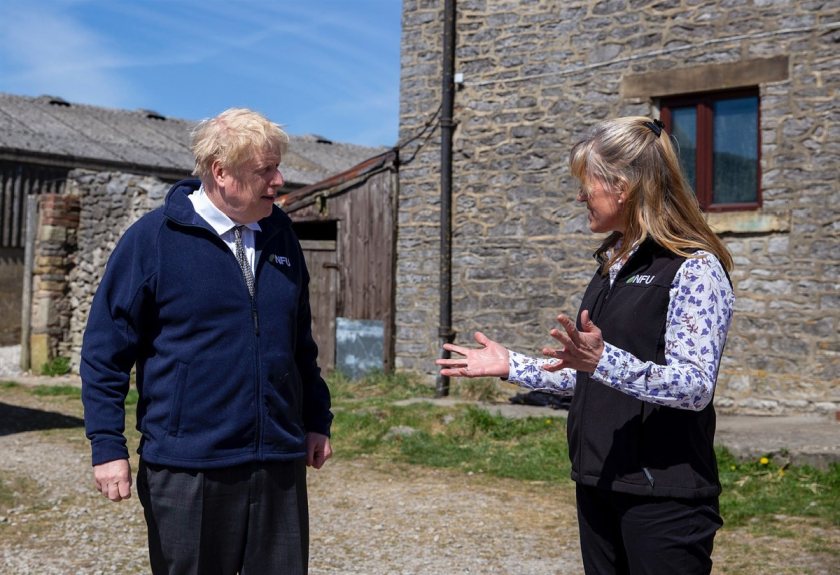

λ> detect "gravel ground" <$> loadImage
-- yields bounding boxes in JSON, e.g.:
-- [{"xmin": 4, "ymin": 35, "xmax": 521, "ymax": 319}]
[
  {"xmin": 0, "ymin": 432, "xmax": 584, "ymax": 574},
  {"xmin": 1, "ymin": 384, "xmax": 838, "ymax": 574},
  {"xmin": 0, "ymin": 386, "xmax": 582, "ymax": 575}
]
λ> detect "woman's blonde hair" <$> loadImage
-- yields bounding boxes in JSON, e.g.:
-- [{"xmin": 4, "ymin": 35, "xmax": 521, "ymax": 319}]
[
  {"xmin": 569, "ymin": 116, "xmax": 733, "ymax": 273},
  {"xmin": 190, "ymin": 108, "xmax": 289, "ymax": 182}
]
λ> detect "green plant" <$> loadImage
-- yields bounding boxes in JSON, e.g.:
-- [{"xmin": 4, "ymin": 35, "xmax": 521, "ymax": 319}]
[
  {"xmin": 41, "ymin": 356, "xmax": 71, "ymax": 377},
  {"xmin": 400, "ymin": 406, "xmax": 570, "ymax": 482},
  {"xmin": 332, "ymin": 401, "xmax": 570, "ymax": 483},
  {"xmin": 28, "ymin": 384, "xmax": 138, "ymax": 406},
  {"xmin": 717, "ymin": 448, "xmax": 840, "ymax": 528},
  {"xmin": 30, "ymin": 385, "xmax": 80, "ymax": 398}
]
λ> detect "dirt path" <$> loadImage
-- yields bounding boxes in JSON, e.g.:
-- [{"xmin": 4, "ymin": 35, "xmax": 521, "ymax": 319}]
[{"xmin": 1, "ymin": 388, "xmax": 837, "ymax": 575}]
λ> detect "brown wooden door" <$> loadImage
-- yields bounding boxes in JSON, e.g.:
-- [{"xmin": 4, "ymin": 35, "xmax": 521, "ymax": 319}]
[{"xmin": 299, "ymin": 239, "xmax": 338, "ymax": 370}]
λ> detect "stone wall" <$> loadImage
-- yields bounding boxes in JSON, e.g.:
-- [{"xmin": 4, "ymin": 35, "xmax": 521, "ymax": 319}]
[
  {"xmin": 396, "ymin": 0, "xmax": 839, "ymax": 414},
  {"xmin": 55, "ymin": 170, "xmax": 169, "ymax": 372}
]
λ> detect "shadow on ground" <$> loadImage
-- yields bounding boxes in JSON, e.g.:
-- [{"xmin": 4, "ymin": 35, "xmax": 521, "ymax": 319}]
[{"xmin": 0, "ymin": 402, "xmax": 84, "ymax": 436}]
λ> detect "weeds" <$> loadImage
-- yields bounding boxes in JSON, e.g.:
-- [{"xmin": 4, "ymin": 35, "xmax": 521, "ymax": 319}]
[
  {"xmin": 450, "ymin": 377, "xmax": 507, "ymax": 402},
  {"xmin": 30, "ymin": 385, "xmax": 80, "ymax": 398},
  {"xmin": 718, "ymin": 449, "xmax": 840, "ymax": 527},
  {"xmin": 40, "ymin": 356, "xmax": 71, "ymax": 377},
  {"xmin": 328, "ymin": 370, "xmax": 430, "ymax": 405}
]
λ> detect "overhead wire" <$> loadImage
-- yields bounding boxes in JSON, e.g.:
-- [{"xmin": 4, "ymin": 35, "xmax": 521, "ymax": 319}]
[{"xmin": 394, "ymin": 101, "xmax": 443, "ymax": 166}]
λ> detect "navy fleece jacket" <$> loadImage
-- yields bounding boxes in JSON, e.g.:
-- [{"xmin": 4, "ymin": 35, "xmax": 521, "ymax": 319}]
[{"xmin": 81, "ymin": 179, "xmax": 332, "ymax": 469}]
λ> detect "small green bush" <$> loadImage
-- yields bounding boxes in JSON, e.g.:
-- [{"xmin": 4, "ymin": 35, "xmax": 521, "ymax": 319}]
[{"xmin": 41, "ymin": 356, "xmax": 71, "ymax": 377}]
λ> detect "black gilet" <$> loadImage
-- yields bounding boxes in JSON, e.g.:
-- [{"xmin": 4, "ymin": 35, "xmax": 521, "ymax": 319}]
[{"xmin": 567, "ymin": 239, "xmax": 721, "ymax": 499}]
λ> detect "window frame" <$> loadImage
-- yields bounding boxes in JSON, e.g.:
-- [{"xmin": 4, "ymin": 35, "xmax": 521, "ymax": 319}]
[{"xmin": 660, "ymin": 88, "xmax": 762, "ymax": 212}]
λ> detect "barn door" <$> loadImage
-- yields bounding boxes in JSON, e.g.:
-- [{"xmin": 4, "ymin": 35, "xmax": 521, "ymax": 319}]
[{"xmin": 298, "ymin": 238, "xmax": 338, "ymax": 370}]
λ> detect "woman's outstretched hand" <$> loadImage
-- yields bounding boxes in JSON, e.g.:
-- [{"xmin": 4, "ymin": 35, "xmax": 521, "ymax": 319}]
[
  {"xmin": 436, "ymin": 331, "xmax": 510, "ymax": 378},
  {"xmin": 542, "ymin": 310, "xmax": 605, "ymax": 373}
]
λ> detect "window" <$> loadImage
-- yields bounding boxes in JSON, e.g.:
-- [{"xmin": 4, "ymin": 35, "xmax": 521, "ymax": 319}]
[{"xmin": 661, "ymin": 89, "xmax": 760, "ymax": 211}]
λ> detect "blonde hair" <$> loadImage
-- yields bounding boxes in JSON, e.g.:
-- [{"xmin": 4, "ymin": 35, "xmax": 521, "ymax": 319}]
[
  {"xmin": 569, "ymin": 116, "xmax": 733, "ymax": 273},
  {"xmin": 190, "ymin": 108, "xmax": 289, "ymax": 182}
]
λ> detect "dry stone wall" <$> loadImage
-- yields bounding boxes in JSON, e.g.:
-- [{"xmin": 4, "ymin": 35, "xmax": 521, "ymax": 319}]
[
  {"xmin": 396, "ymin": 0, "xmax": 839, "ymax": 414},
  {"xmin": 61, "ymin": 170, "xmax": 168, "ymax": 370}
]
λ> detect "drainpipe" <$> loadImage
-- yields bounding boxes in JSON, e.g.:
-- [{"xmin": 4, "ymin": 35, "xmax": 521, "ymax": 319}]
[{"xmin": 436, "ymin": 0, "xmax": 457, "ymax": 397}]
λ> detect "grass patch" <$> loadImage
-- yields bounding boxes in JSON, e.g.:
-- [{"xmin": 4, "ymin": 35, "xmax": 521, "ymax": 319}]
[
  {"xmin": 328, "ymin": 370, "xmax": 431, "ymax": 406},
  {"xmin": 329, "ymin": 371, "xmax": 839, "ymax": 531},
  {"xmin": 399, "ymin": 407, "xmax": 569, "ymax": 481},
  {"xmin": 24, "ymin": 384, "xmax": 139, "ymax": 406},
  {"xmin": 449, "ymin": 377, "xmax": 508, "ymax": 402},
  {"xmin": 30, "ymin": 385, "xmax": 80, "ymax": 398},
  {"xmin": 332, "ymin": 404, "xmax": 569, "ymax": 481},
  {"xmin": 718, "ymin": 448, "xmax": 840, "ymax": 528}
]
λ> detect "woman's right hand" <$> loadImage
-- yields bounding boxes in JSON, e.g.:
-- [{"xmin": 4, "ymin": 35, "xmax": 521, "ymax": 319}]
[{"xmin": 436, "ymin": 331, "xmax": 510, "ymax": 378}]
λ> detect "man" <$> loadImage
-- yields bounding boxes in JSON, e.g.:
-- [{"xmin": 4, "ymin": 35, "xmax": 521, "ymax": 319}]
[{"xmin": 81, "ymin": 108, "xmax": 333, "ymax": 574}]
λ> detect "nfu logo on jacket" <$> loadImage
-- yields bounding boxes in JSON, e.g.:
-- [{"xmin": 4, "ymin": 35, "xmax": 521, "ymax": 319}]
[
  {"xmin": 626, "ymin": 274, "xmax": 655, "ymax": 285},
  {"xmin": 269, "ymin": 254, "xmax": 292, "ymax": 267}
]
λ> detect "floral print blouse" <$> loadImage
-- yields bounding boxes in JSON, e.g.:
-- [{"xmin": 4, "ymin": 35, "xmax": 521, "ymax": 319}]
[{"xmin": 507, "ymin": 250, "xmax": 734, "ymax": 411}]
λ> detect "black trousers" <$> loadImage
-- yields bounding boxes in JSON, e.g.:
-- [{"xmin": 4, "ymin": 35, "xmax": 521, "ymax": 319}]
[
  {"xmin": 137, "ymin": 459, "xmax": 309, "ymax": 575},
  {"xmin": 576, "ymin": 484, "xmax": 722, "ymax": 575}
]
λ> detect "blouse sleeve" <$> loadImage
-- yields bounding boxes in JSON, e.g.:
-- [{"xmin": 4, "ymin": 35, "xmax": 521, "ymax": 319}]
[
  {"xmin": 507, "ymin": 350, "xmax": 576, "ymax": 395},
  {"xmin": 590, "ymin": 251, "xmax": 734, "ymax": 410}
]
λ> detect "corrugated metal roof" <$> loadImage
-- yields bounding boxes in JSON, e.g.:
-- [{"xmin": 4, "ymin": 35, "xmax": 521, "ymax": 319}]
[
  {"xmin": 0, "ymin": 92, "xmax": 386, "ymax": 186},
  {"xmin": 279, "ymin": 150, "xmax": 397, "ymax": 212}
]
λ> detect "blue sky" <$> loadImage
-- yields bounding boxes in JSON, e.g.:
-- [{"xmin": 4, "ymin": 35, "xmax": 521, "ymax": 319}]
[{"xmin": 0, "ymin": 0, "xmax": 403, "ymax": 147}]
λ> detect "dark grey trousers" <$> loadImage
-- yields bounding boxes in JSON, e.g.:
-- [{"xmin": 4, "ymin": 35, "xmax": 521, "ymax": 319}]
[{"xmin": 137, "ymin": 459, "xmax": 309, "ymax": 575}]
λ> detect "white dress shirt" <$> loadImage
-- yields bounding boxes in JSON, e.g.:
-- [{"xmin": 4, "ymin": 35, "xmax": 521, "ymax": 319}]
[{"xmin": 188, "ymin": 186, "xmax": 261, "ymax": 273}]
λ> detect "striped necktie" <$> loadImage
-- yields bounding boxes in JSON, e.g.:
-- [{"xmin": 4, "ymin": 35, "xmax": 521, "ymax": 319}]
[{"xmin": 233, "ymin": 225, "xmax": 255, "ymax": 298}]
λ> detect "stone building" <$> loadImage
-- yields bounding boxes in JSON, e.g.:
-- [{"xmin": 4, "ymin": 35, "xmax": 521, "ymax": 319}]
[{"xmin": 395, "ymin": 1, "xmax": 839, "ymax": 414}]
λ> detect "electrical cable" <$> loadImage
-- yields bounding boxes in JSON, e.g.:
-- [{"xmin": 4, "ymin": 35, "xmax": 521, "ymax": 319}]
[{"xmin": 394, "ymin": 101, "xmax": 443, "ymax": 166}]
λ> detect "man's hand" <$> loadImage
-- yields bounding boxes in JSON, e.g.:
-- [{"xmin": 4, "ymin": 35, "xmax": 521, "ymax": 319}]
[
  {"xmin": 93, "ymin": 459, "xmax": 132, "ymax": 502},
  {"xmin": 306, "ymin": 432, "xmax": 332, "ymax": 469}
]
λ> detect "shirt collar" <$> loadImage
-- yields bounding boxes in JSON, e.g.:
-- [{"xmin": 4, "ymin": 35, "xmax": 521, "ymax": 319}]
[{"xmin": 189, "ymin": 186, "xmax": 261, "ymax": 235}]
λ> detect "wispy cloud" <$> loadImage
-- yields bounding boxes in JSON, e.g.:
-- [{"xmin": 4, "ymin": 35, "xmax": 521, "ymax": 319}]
[
  {"xmin": 0, "ymin": 0, "xmax": 402, "ymax": 146},
  {"xmin": 0, "ymin": 0, "xmax": 140, "ymax": 106}
]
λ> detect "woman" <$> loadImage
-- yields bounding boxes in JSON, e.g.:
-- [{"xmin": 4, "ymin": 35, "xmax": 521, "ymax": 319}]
[{"xmin": 437, "ymin": 117, "xmax": 735, "ymax": 575}]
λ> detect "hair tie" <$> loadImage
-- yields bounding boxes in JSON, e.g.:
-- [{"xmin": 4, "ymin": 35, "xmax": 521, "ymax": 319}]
[{"xmin": 644, "ymin": 118, "xmax": 664, "ymax": 137}]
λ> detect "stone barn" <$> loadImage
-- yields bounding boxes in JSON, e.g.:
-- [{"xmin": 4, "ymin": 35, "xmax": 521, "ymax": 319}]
[
  {"xmin": 0, "ymin": 92, "xmax": 385, "ymax": 374},
  {"xmin": 394, "ymin": 0, "xmax": 839, "ymax": 414}
]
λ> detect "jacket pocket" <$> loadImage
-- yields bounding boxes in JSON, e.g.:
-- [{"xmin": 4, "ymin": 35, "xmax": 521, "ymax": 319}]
[
  {"xmin": 165, "ymin": 361, "xmax": 189, "ymax": 436},
  {"xmin": 261, "ymin": 364, "xmax": 305, "ymax": 451}
]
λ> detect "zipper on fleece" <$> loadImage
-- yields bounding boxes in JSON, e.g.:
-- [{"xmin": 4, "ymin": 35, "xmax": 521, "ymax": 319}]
[{"xmin": 250, "ymin": 297, "xmax": 260, "ymax": 336}]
